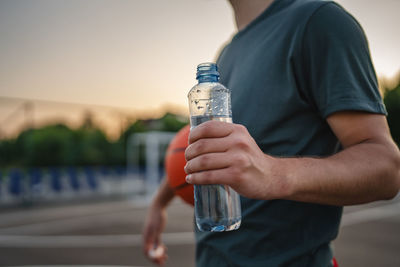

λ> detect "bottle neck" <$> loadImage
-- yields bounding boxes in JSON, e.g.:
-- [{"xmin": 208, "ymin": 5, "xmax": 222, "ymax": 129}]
[{"xmin": 197, "ymin": 75, "xmax": 219, "ymax": 83}]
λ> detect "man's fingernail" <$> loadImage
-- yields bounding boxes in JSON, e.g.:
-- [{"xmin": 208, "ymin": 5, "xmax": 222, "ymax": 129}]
[{"xmin": 186, "ymin": 175, "xmax": 192, "ymax": 183}]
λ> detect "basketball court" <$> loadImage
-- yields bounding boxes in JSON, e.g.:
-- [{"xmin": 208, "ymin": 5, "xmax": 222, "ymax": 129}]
[{"xmin": 0, "ymin": 192, "xmax": 399, "ymax": 267}]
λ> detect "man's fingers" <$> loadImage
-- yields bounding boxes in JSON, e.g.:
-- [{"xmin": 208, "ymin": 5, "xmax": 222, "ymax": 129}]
[
  {"xmin": 185, "ymin": 137, "xmax": 230, "ymax": 161},
  {"xmin": 185, "ymin": 152, "xmax": 231, "ymax": 174},
  {"xmin": 149, "ymin": 244, "xmax": 166, "ymax": 261},
  {"xmin": 144, "ymin": 236, "xmax": 167, "ymax": 265},
  {"xmin": 189, "ymin": 120, "xmax": 234, "ymax": 144},
  {"xmin": 186, "ymin": 167, "xmax": 236, "ymax": 185},
  {"xmin": 186, "ymin": 122, "xmax": 250, "ymax": 161}
]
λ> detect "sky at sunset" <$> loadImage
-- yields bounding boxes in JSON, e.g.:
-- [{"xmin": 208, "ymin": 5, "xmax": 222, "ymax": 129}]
[{"xmin": 0, "ymin": 0, "xmax": 399, "ymax": 138}]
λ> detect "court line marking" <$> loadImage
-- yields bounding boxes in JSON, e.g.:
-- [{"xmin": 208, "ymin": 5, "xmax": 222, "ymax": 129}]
[
  {"xmin": 0, "ymin": 209, "xmax": 147, "ymax": 235},
  {"xmin": 0, "ymin": 232, "xmax": 195, "ymax": 248},
  {"xmin": 0, "ymin": 197, "xmax": 149, "ymax": 228}
]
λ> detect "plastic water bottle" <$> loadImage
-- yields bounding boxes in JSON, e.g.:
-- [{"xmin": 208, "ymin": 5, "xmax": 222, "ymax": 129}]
[{"xmin": 188, "ymin": 62, "xmax": 242, "ymax": 232}]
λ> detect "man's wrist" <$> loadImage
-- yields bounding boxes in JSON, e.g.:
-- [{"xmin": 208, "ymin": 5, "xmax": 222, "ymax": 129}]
[
  {"xmin": 151, "ymin": 197, "xmax": 169, "ymax": 210},
  {"xmin": 153, "ymin": 190, "xmax": 175, "ymax": 209},
  {"xmin": 269, "ymin": 156, "xmax": 299, "ymax": 201}
]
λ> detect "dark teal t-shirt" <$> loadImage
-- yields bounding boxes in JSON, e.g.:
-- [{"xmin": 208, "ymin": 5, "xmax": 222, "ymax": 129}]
[{"xmin": 195, "ymin": 0, "xmax": 386, "ymax": 266}]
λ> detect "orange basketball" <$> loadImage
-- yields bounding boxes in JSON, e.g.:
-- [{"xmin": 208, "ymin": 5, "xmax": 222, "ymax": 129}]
[{"xmin": 165, "ymin": 125, "xmax": 194, "ymax": 206}]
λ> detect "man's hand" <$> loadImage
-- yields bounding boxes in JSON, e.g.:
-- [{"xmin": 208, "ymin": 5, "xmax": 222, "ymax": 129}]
[
  {"xmin": 184, "ymin": 120, "xmax": 291, "ymax": 200},
  {"xmin": 142, "ymin": 202, "xmax": 168, "ymax": 266}
]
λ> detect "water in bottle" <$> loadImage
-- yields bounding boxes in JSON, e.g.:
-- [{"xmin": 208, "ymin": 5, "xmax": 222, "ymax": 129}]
[{"xmin": 188, "ymin": 62, "xmax": 241, "ymax": 232}]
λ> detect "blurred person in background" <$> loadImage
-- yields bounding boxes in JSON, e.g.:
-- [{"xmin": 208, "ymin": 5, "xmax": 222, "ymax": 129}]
[{"xmin": 143, "ymin": 0, "xmax": 400, "ymax": 266}]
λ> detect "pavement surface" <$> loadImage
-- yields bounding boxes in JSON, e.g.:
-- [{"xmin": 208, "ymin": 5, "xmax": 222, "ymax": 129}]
[{"xmin": 0, "ymin": 194, "xmax": 399, "ymax": 267}]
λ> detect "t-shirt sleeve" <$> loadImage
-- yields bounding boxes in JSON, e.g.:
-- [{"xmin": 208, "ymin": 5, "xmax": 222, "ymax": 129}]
[{"xmin": 296, "ymin": 2, "xmax": 387, "ymax": 118}]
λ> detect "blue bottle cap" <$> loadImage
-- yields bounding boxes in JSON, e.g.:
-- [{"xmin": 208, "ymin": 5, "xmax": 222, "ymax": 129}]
[{"xmin": 196, "ymin": 62, "xmax": 219, "ymax": 80}]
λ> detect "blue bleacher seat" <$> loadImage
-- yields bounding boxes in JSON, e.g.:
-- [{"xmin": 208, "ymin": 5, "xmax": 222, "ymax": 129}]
[
  {"xmin": 84, "ymin": 167, "xmax": 97, "ymax": 190},
  {"xmin": 67, "ymin": 167, "xmax": 80, "ymax": 191},
  {"xmin": 114, "ymin": 166, "xmax": 126, "ymax": 177},
  {"xmin": 9, "ymin": 168, "xmax": 23, "ymax": 196},
  {"xmin": 49, "ymin": 167, "xmax": 62, "ymax": 192}
]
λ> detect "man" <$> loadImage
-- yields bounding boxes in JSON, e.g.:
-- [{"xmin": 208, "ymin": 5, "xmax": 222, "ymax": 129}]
[{"xmin": 143, "ymin": 0, "xmax": 400, "ymax": 266}]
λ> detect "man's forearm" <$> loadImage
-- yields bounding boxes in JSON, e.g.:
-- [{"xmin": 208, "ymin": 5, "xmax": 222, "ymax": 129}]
[
  {"xmin": 152, "ymin": 178, "xmax": 176, "ymax": 208},
  {"xmin": 281, "ymin": 140, "xmax": 400, "ymax": 206}
]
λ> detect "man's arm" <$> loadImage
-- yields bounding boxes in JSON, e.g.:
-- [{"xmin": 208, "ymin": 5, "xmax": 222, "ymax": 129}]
[
  {"xmin": 281, "ymin": 112, "xmax": 400, "ymax": 205},
  {"xmin": 184, "ymin": 112, "xmax": 400, "ymax": 206}
]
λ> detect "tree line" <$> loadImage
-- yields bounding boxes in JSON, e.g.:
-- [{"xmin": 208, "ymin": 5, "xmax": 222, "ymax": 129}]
[{"xmin": 0, "ymin": 112, "xmax": 188, "ymax": 168}]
